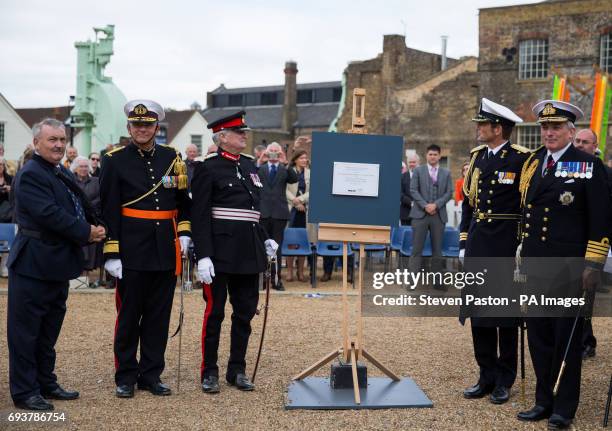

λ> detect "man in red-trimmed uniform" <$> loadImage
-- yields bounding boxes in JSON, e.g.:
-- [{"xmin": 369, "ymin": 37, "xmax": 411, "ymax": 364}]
[
  {"xmin": 100, "ymin": 100, "xmax": 192, "ymax": 398},
  {"xmin": 191, "ymin": 111, "xmax": 278, "ymax": 393}
]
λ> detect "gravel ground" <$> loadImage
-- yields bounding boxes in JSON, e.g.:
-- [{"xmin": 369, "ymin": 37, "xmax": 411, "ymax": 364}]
[{"xmin": 0, "ymin": 275, "xmax": 609, "ymax": 431}]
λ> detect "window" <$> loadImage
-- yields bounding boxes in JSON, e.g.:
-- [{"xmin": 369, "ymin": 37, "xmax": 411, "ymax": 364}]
[
  {"xmin": 228, "ymin": 94, "xmax": 244, "ymax": 107},
  {"xmin": 332, "ymin": 87, "xmax": 342, "ymax": 102},
  {"xmin": 191, "ymin": 135, "xmax": 202, "ymax": 154},
  {"xmin": 0, "ymin": 122, "xmax": 4, "ymax": 143},
  {"xmin": 156, "ymin": 125, "xmax": 167, "ymax": 145},
  {"xmin": 260, "ymin": 91, "xmax": 279, "ymax": 105},
  {"xmin": 297, "ymin": 89, "xmax": 313, "ymax": 104},
  {"xmin": 517, "ymin": 125, "xmax": 541, "ymax": 150},
  {"xmin": 601, "ymin": 33, "xmax": 612, "ymax": 73},
  {"xmin": 519, "ymin": 39, "xmax": 548, "ymax": 80}
]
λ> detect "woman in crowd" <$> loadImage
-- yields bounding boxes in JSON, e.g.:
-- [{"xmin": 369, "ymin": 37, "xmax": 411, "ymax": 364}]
[
  {"xmin": 285, "ymin": 150, "xmax": 310, "ymax": 282},
  {"xmin": 71, "ymin": 156, "xmax": 104, "ymax": 287},
  {"xmin": 0, "ymin": 158, "xmax": 14, "ymax": 277}
]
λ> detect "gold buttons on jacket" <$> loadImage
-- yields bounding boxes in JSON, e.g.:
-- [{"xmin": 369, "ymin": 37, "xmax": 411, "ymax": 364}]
[
  {"xmin": 527, "ymin": 204, "xmax": 532, "ymax": 209},
  {"xmin": 541, "ymin": 236, "xmax": 546, "ymax": 241}
]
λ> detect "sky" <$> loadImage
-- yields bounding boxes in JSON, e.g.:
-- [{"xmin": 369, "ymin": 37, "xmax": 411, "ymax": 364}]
[{"xmin": 0, "ymin": 0, "xmax": 541, "ymax": 110}]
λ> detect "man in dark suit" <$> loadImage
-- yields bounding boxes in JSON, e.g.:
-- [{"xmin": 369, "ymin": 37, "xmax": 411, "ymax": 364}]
[
  {"xmin": 408, "ymin": 144, "xmax": 452, "ymax": 273},
  {"xmin": 257, "ymin": 142, "xmax": 297, "ymax": 290},
  {"xmin": 459, "ymin": 98, "xmax": 530, "ymax": 405},
  {"xmin": 192, "ymin": 111, "xmax": 277, "ymax": 393},
  {"xmin": 7, "ymin": 118, "xmax": 106, "ymax": 410},
  {"xmin": 400, "ymin": 167, "xmax": 412, "ymax": 225},
  {"xmin": 100, "ymin": 100, "xmax": 192, "ymax": 398},
  {"xmin": 516, "ymin": 101, "xmax": 610, "ymax": 429}
]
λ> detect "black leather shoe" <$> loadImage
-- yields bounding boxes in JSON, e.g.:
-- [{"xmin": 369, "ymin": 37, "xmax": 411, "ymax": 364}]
[
  {"xmin": 272, "ymin": 282, "xmax": 285, "ymax": 291},
  {"xmin": 115, "ymin": 384, "xmax": 135, "ymax": 398},
  {"xmin": 41, "ymin": 386, "xmax": 79, "ymax": 400},
  {"xmin": 517, "ymin": 405, "xmax": 552, "ymax": 422},
  {"xmin": 320, "ymin": 273, "xmax": 332, "ymax": 282},
  {"xmin": 137, "ymin": 381, "xmax": 171, "ymax": 396},
  {"xmin": 14, "ymin": 395, "xmax": 54, "ymax": 411},
  {"xmin": 201, "ymin": 376, "xmax": 220, "ymax": 393},
  {"xmin": 582, "ymin": 344, "xmax": 596, "ymax": 359},
  {"xmin": 228, "ymin": 373, "xmax": 255, "ymax": 391},
  {"xmin": 547, "ymin": 414, "xmax": 572, "ymax": 429},
  {"xmin": 463, "ymin": 383, "xmax": 493, "ymax": 399},
  {"xmin": 489, "ymin": 386, "xmax": 509, "ymax": 404}
]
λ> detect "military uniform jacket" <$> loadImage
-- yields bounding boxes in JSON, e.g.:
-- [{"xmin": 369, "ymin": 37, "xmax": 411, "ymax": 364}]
[
  {"xmin": 100, "ymin": 143, "xmax": 191, "ymax": 272},
  {"xmin": 460, "ymin": 142, "xmax": 531, "ymax": 257},
  {"xmin": 191, "ymin": 150, "xmax": 268, "ymax": 274},
  {"xmin": 8, "ymin": 154, "xmax": 91, "ymax": 281},
  {"xmin": 519, "ymin": 144, "xmax": 610, "ymax": 264}
]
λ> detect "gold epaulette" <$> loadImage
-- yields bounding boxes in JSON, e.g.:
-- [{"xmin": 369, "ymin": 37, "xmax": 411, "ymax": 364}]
[
  {"xmin": 105, "ymin": 146, "xmax": 126, "ymax": 157},
  {"xmin": 240, "ymin": 153, "xmax": 255, "ymax": 159},
  {"xmin": 511, "ymin": 143, "xmax": 530, "ymax": 153},
  {"xmin": 470, "ymin": 144, "xmax": 486, "ymax": 154},
  {"xmin": 204, "ymin": 153, "xmax": 218, "ymax": 160}
]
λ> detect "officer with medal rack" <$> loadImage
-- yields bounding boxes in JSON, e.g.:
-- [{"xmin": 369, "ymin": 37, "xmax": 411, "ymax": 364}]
[
  {"xmin": 191, "ymin": 111, "xmax": 278, "ymax": 394},
  {"xmin": 100, "ymin": 100, "xmax": 192, "ymax": 398},
  {"xmin": 459, "ymin": 98, "xmax": 531, "ymax": 405},
  {"xmin": 515, "ymin": 100, "xmax": 610, "ymax": 429}
]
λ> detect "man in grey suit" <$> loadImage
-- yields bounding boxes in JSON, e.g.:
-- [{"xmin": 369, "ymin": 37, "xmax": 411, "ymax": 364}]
[
  {"xmin": 409, "ymin": 144, "xmax": 452, "ymax": 274},
  {"xmin": 258, "ymin": 142, "xmax": 298, "ymax": 290}
]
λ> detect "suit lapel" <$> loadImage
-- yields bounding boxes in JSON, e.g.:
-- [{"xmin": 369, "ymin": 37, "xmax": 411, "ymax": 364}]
[{"xmin": 536, "ymin": 144, "xmax": 575, "ymax": 196}]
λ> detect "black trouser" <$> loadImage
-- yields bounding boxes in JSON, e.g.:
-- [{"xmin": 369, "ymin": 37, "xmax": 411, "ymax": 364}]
[
  {"xmin": 114, "ymin": 269, "xmax": 176, "ymax": 386},
  {"xmin": 526, "ymin": 317, "xmax": 584, "ymax": 419},
  {"xmin": 200, "ymin": 272, "xmax": 259, "ymax": 382},
  {"xmin": 323, "ymin": 255, "xmax": 354, "ymax": 275},
  {"xmin": 471, "ymin": 324, "xmax": 518, "ymax": 388},
  {"xmin": 582, "ymin": 318, "xmax": 596, "ymax": 349},
  {"xmin": 7, "ymin": 270, "xmax": 68, "ymax": 402},
  {"xmin": 260, "ymin": 218, "xmax": 287, "ymax": 283}
]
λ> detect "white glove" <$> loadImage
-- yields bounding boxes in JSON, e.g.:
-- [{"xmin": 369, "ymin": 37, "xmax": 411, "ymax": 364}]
[
  {"xmin": 179, "ymin": 236, "xmax": 192, "ymax": 256},
  {"xmin": 264, "ymin": 239, "xmax": 279, "ymax": 257},
  {"xmin": 458, "ymin": 249, "xmax": 465, "ymax": 266},
  {"xmin": 105, "ymin": 259, "xmax": 123, "ymax": 279},
  {"xmin": 197, "ymin": 257, "xmax": 215, "ymax": 284}
]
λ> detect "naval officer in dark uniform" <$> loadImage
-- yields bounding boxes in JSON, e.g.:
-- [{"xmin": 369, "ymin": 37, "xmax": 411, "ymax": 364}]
[
  {"xmin": 459, "ymin": 98, "xmax": 530, "ymax": 404},
  {"xmin": 191, "ymin": 111, "xmax": 278, "ymax": 394},
  {"xmin": 8, "ymin": 118, "xmax": 106, "ymax": 410},
  {"xmin": 100, "ymin": 100, "xmax": 192, "ymax": 398},
  {"xmin": 516, "ymin": 100, "xmax": 610, "ymax": 429}
]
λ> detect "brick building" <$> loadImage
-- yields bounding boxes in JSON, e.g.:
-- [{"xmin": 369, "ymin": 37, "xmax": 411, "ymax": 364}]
[
  {"xmin": 336, "ymin": 34, "xmax": 479, "ymax": 179},
  {"xmin": 478, "ymin": 0, "xmax": 612, "ymax": 158},
  {"xmin": 203, "ymin": 62, "xmax": 342, "ymax": 154}
]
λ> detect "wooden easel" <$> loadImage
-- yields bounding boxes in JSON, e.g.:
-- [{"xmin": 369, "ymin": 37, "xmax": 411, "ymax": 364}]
[{"xmin": 292, "ymin": 89, "xmax": 400, "ymax": 404}]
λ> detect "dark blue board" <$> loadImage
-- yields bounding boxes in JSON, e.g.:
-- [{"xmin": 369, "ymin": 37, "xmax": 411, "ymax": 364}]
[{"xmin": 308, "ymin": 131, "xmax": 403, "ymax": 226}]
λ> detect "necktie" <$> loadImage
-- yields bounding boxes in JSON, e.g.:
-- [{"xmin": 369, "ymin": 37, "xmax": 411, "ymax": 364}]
[
  {"xmin": 269, "ymin": 164, "xmax": 277, "ymax": 183},
  {"xmin": 543, "ymin": 154, "xmax": 555, "ymax": 177},
  {"xmin": 430, "ymin": 167, "xmax": 437, "ymax": 184},
  {"xmin": 66, "ymin": 187, "xmax": 86, "ymax": 221}
]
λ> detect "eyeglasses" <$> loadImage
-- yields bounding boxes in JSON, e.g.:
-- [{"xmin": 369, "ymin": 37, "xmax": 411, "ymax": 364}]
[{"xmin": 90, "ymin": 157, "xmax": 100, "ymax": 161}]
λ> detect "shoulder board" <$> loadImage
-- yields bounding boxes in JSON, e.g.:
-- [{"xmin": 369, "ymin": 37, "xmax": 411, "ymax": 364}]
[
  {"xmin": 470, "ymin": 144, "xmax": 486, "ymax": 154},
  {"xmin": 105, "ymin": 146, "xmax": 126, "ymax": 157},
  {"xmin": 510, "ymin": 143, "xmax": 530, "ymax": 153},
  {"xmin": 240, "ymin": 153, "xmax": 254, "ymax": 160},
  {"xmin": 204, "ymin": 153, "xmax": 218, "ymax": 160},
  {"xmin": 531, "ymin": 145, "xmax": 545, "ymax": 154},
  {"xmin": 158, "ymin": 144, "xmax": 179, "ymax": 154}
]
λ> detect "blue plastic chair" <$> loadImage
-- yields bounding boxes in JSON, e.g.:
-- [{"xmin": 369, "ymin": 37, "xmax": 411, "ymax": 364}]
[
  {"xmin": 442, "ymin": 228, "xmax": 460, "ymax": 257},
  {"xmin": 422, "ymin": 233, "xmax": 432, "ymax": 257},
  {"xmin": 281, "ymin": 228, "xmax": 312, "ymax": 257},
  {"xmin": 0, "ymin": 223, "xmax": 16, "ymax": 253},
  {"xmin": 390, "ymin": 226, "xmax": 411, "ymax": 252}
]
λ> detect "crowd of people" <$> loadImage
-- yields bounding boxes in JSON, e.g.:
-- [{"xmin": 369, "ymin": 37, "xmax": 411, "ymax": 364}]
[{"xmin": 2, "ymin": 97, "xmax": 611, "ymax": 431}]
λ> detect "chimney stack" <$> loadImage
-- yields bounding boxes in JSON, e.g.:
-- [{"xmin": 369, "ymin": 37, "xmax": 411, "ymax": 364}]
[
  {"xmin": 441, "ymin": 36, "xmax": 448, "ymax": 71},
  {"xmin": 282, "ymin": 61, "xmax": 298, "ymax": 133}
]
